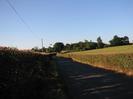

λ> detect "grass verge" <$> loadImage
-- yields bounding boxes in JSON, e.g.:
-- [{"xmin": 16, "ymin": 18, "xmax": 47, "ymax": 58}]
[{"xmin": 59, "ymin": 45, "xmax": 133, "ymax": 76}]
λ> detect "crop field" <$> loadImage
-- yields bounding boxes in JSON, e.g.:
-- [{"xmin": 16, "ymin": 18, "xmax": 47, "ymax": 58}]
[
  {"xmin": 59, "ymin": 45, "xmax": 133, "ymax": 76},
  {"xmin": 0, "ymin": 47, "xmax": 64, "ymax": 99},
  {"xmin": 70, "ymin": 45, "xmax": 133, "ymax": 55}
]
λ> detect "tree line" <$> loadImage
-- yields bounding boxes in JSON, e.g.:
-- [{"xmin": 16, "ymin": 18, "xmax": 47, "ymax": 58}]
[{"xmin": 32, "ymin": 35, "xmax": 131, "ymax": 53}]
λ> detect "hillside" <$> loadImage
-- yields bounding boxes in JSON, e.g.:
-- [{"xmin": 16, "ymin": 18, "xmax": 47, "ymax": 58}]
[
  {"xmin": 70, "ymin": 45, "xmax": 133, "ymax": 55},
  {"xmin": 59, "ymin": 45, "xmax": 133, "ymax": 76}
]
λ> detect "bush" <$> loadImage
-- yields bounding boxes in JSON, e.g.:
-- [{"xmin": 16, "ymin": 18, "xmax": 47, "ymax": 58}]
[{"xmin": 0, "ymin": 48, "xmax": 63, "ymax": 99}]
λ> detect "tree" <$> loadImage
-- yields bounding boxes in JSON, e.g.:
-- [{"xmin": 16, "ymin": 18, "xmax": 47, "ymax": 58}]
[
  {"xmin": 53, "ymin": 42, "xmax": 64, "ymax": 52},
  {"xmin": 89, "ymin": 41, "xmax": 98, "ymax": 49},
  {"xmin": 31, "ymin": 46, "xmax": 39, "ymax": 52},
  {"xmin": 46, "ymin": 46, "xmax": 54, "ymax": 53},
  {"xmin": 71, "ymin": 43, "xmax": 79, "ymax": 51},
  {"xmin": 123, "ymin": 36, "xmax": 129, "ymax": 45},
  {"xmin": 64, "ymin": 44, "xmax": 71, "ymax": 50},
  {"xmin": 84, "ymin": 40, "xmax": 98, "ymax": 50},
  {"xmin": 109, "ymin": 35, "xmax": 130, "ymax": 46},
  {"xmin": 41, "ymin": 47, "xmax": 46, "ymax": 52},
  {"xmin": 97, "ymin": 36, "xmax": 104, "ymax": 48},
  {"xmin": 78, "ymin": 41, "xmax": 85, "ymax": 50},
  {"xmin": 84, "ymin": 40, "xmax": 90, "ymax": 50},
  {"xmin": 109, "ymin": 35, "xmax": 121, "ymax": 46}
]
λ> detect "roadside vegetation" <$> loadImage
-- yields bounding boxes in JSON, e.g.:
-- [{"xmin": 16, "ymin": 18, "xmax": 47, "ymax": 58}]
[
  {"xmin": 0, "ymin": 47, "xmax": 66, "ymax": 99},
  {"xmin": 30, "ymin": 35, "xmax": 133, "ymax": 76},
  {"xmin": 0, "ymin": 34, "xmax": 132, "ymax": 98},
  {"xmin": 31, "ymin": 35, "xmax": 132, "ymax": 53},
  {"xmin": 59, "ymin": 45, "xmax": 133, "ymax": 76}
]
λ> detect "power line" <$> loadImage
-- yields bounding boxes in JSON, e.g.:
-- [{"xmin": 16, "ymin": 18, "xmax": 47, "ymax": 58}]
[
  {"xmin": 5, "ymin": 0, "xmax": 33, "ymax": 34},
  {"xmin": 5, "ymin": 0, "xmax": 44, "ymax": 48}
]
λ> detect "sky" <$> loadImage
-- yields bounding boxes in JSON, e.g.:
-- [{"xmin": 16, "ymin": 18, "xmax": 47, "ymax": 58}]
[{"xmin": 0, "ymin": 0, "xmax": 133, "ymax": 49}]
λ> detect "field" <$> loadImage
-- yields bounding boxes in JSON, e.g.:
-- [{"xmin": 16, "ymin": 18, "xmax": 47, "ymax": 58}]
[
  {"xmin": 59, "ymin": 45, "xmax": 133, "ymax": 76},
  {"xmin": 0, "ymin": 47, "xmax": 65, "ymax": 99}
]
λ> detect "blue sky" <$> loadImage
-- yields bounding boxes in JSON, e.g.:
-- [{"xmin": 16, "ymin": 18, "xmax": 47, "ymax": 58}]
[{"xmin": 0, "ymin": 0, "xmax": 133, "ymax": 49}]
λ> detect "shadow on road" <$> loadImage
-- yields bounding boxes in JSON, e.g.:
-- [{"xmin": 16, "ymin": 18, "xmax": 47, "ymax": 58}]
[{"xmin": 56, "ymin": 57, "xmax": 133, "ymax": 99}]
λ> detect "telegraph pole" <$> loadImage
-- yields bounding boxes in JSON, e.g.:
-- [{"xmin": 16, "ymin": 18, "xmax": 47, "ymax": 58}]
[{"xmin": 41, "ymin": 38, "xmax": 44, "ymax": 52}]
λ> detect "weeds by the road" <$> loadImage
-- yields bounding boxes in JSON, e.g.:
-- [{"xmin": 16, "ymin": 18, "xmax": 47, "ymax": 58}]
[
  {"xmin": 59, "ymin": 45, "xmax": 133, "ymax": 76},
  {"xmin": 0, "ymin": 47, "xmax": 66, "ymax": 99}
]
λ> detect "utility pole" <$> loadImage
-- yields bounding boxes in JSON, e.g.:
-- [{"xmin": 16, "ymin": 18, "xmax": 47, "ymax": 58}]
[{"xmin": 41, "ymin": 38, "xmax": 44, "ymax": 52}]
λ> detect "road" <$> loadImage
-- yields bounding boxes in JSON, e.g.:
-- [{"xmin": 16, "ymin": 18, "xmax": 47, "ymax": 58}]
[{"xmin": 56, "ymin": 57, "xmax": 133, "ymax": 99}]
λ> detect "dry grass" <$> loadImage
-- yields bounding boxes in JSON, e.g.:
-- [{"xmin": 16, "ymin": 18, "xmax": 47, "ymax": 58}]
[
  {"xmin": 71, "ymin": 45, "xmax": 133, "ymax": 55},
  {"xmin": 0, "ymin": 48, "xmax": 64, "ymax": 99},
  {"xmin": 59, "ymin": 45, "xmax": 133, "ymax": 76}
]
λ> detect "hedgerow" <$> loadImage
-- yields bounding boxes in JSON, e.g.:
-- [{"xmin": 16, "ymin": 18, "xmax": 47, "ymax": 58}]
[{"xmin": 0, "ymin": 47, "xmax": 65, "ymax": 99}]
